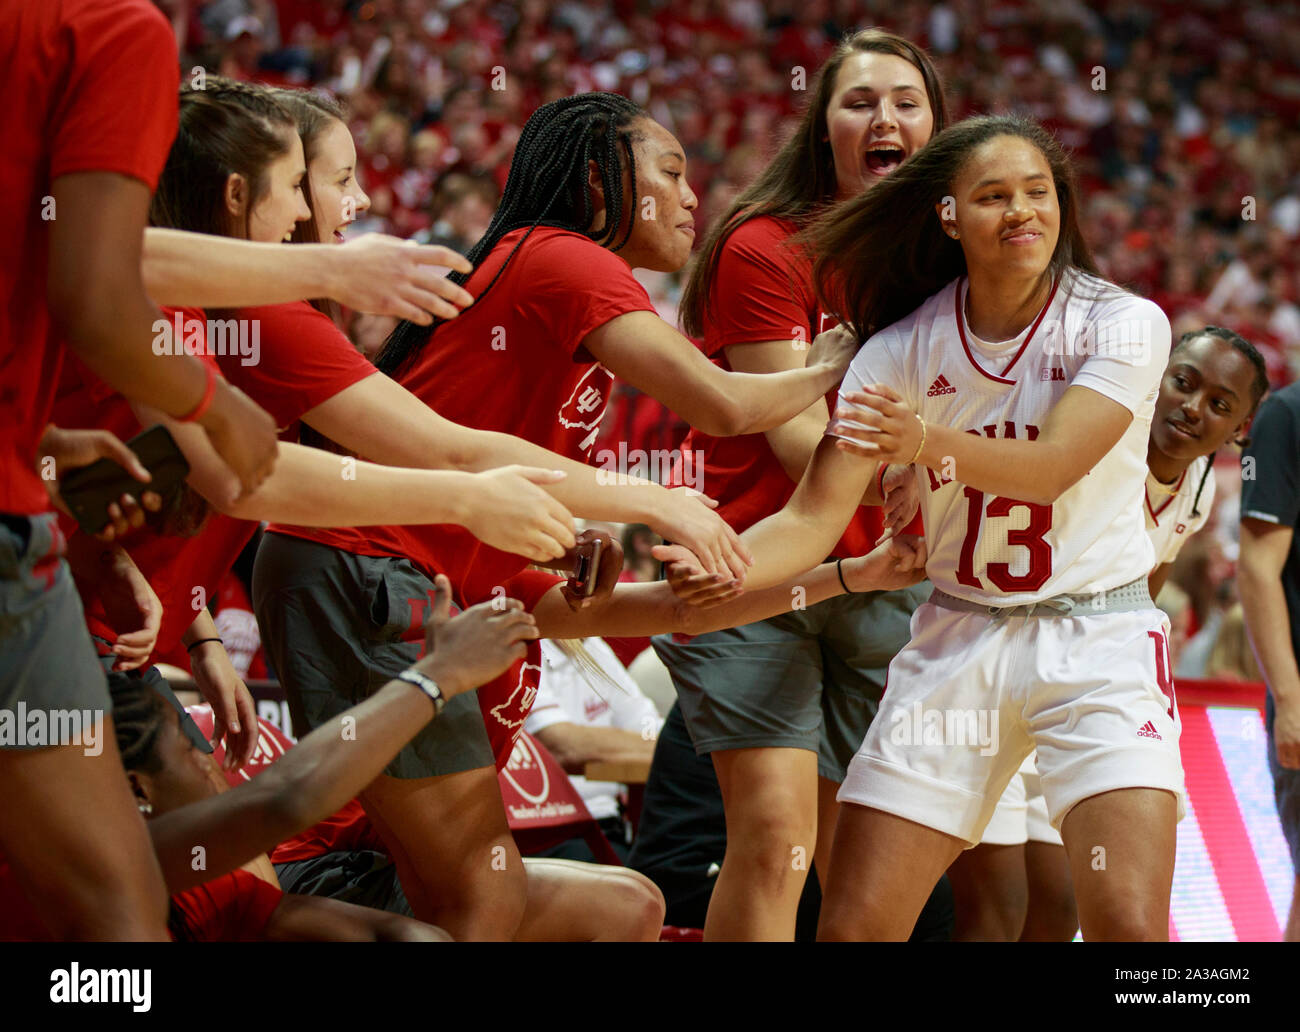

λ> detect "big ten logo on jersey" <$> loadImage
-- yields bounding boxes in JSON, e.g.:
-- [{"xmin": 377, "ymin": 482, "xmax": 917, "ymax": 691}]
[
  {"xmin": 926, "ymin": 420, "xmax": 1041, "ymax": 491},
  {"xmin": 558, "ymin": 364, "xmax": 614, "ymax": 457}
]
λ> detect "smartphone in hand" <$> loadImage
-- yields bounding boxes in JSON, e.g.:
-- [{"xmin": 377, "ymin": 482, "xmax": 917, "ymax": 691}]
[
  {"xmin": 58, "ymin": 425, "xmax": 190, "ymax": 535},
  {"xmin": 570, "ymin": 537, "xmax": 605, "ymax": 598}
]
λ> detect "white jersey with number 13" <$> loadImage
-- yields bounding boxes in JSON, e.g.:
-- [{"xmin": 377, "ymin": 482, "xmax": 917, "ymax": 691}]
[{"xmin": 837, "ymin": 270, "xmax": 1172, "ymax": 606}]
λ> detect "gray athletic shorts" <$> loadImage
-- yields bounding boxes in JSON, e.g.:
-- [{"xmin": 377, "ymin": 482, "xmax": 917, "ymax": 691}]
[
  {"xmin": 252, "ymin": 531, "xmax": 494, "ymax": 779},
  {"xmin": 1266, "ymin": 688, "xmax": 1300, "ymax": 870},
  {"xmin": 652, "ymin": 581, "xmax": 929, "ymax": 783},
  {"xmin": 274, "ymin": 850, "xmax": 414, "ymax": 917},
  {"xmin": 0, "ymin": 513, "xmax": 108, "ymax": 738}
]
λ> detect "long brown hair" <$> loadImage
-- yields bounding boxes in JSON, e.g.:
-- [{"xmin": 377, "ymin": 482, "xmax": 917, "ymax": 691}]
[
  {"xmin": 149, "ymin": 78, "xmax": 298, "ymax": 536},
  {"xmin": 807, "ymin": 115, "xmax": 1104, "ymax": 341},
  {"xmin": 678, "ymin": 29, "xmax": 948, "ymax": 338},
  {"xmin": 273, "ymin": 88, "xmax": 348, "ymax": 248},
  {"xmin": 274, "ymin": 88, "xmax": 348, "ymax": 321},
  {"xmin": 151, "ymin": 78, "xmax": 297, "ymax": 240}
]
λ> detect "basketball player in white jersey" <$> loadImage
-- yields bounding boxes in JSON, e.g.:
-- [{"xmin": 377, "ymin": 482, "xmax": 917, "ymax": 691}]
[
  {"xmin": 949, "ymin": 325, "xmax": 1270, "ymax": 940},
  {"xmin": 662, "ymin": 115, "xmax": 1183, "ymax": 940}
]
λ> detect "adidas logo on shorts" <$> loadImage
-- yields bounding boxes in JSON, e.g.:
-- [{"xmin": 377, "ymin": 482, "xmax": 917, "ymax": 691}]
[
  {"xmin": 927, "ymin": 375, "xmax": 957, "ymax": 397},
  {"xmin": 1137, "ymin": 720, "xmax": 1162, "ymax": 740}
]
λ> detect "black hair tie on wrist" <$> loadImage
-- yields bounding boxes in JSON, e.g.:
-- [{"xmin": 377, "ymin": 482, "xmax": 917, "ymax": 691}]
[
  {"xmin": 186, "ymin": 637, "xmax": 223, "ymax": 652},
  {"xmin": 836, "ymin": 557, "xmax": 857, "ymax": 595}
]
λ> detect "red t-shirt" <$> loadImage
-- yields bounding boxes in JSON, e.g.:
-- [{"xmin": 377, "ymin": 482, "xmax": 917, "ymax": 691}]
[
  {"xmin": 271, "ymin": 799, "xmax": 387, "ymax": 864},
  {"xmin": 170, "ymin": 870, "xmax": 283, "ymax": 942},
  {"xmin": 52, "ymin": 305, "xmax": 257, "ymax": 660},
  {"xmin": 474, "ymin": 568, "xmax": 565, "ymax": 769},
  {"xmin": 0, "ymin": 859, "xmax": 281, "ymax": 942},
  {"xmin": 219, "ymin": 301, "xmax": 377, "ymax": 435},
  {"xmin": 54, "ymin": 303, "xmax": 373, "ymax": 664},
  {"xmin": 272, "ymin": 226, "xmax": 657, "ymax": 603},
  {"xmin": 0, "ymin": 0, "xmax": 178, "ymax": 515},
  {"xmin": 52, "ymin": 308, "xmax": 258, "ymax": 664},
  {"xmin": 82, "ymin": 513, "xmax": 258, "ymax": 666},
  {"xmin": 674, "ymin": 215, "xmax": 891, "ymax": 557}
]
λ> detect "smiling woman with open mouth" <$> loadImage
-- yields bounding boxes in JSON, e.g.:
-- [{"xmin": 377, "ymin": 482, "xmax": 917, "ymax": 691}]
[{"xmin": 659, "ymin": 28, "xmax": 950, "ymax": 943}]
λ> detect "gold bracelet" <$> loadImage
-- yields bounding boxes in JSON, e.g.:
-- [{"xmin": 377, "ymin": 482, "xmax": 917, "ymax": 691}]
[{"xmin": 906, "ymin": 414, "xmax": 927, "ymax": 465}]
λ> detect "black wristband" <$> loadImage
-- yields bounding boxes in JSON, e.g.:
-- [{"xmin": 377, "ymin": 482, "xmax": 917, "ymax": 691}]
[
  {"xmin": 836, "ymin": 557, "xmax": 856, "ymax": 595},
  {"xmin": 186, "ymin": 637, "xmax": 223, "ymax": 653}
]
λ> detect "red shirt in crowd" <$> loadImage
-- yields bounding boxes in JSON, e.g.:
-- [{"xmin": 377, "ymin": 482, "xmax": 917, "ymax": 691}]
[
  {"xmin": 52, "ymin": 308, "xmax": 251, "ymax": 662},
  {"xmin": 0, "ymin": 0, "xmax": 177, "ymax": 516},
  {"xmin": 674, "ymin": 215, "xmax": 907, "ymax": 558}
]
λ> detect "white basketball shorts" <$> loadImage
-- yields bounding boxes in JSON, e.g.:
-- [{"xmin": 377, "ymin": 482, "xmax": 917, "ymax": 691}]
[
  {"xmin": 837, "ymin": 602, "xmax": 1186, "ymax": 846},
  {"xmin": 981, "ymin": 752, "xmax": 1062, "ymax": 847}
]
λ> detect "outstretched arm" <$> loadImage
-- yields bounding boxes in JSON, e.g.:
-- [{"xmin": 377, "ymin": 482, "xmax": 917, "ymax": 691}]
[
  {"xmin": 1239, "ymin": 518, "xmax": 1300, "ymax": 769},
  {"xmin": 131, "ymin": 401, "xmax": 576, "ymax": 562},
  {"xmin": 733, "ymin": 437, "xmax": 878, "ymax": 590},
  {"xmin": 531, "ymin": 532, "xmax": 926, "ymax": 641},
  {"xmin": 148, "ymin": 580, "xmax": 537, "ymax": 890},
  {"xmin": 302, "ymin": 373, "xmax": 751, "ymax": 579},
  {"xmin": 143, "ymin": 229, "xmax": 475, "ymax": 324},
  {"xmin": 582, "ymin": 315, "xmax": 858, "ymax": 438},
  {"xmin": 49, "ymin": 172, "xmax": 278, "ymax": 502}
]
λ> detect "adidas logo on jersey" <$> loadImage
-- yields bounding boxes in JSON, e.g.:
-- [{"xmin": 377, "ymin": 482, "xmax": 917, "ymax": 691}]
[
  {"xmin": 1040, "ymin": 366, "xmax": 1066, "ymax": 381},
  {"xmin": 1137, "ymin": 720, "xmax": 1162, "ymax": 740},
  {"xmin": 927, "ymin": 375, "xmax": 957, "ymax": 397}
]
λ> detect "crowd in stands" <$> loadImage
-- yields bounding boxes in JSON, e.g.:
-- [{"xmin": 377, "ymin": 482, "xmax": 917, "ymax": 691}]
[{"xmin": 167, "ymin": 0, "xmax": 1300, "ymax": 373}]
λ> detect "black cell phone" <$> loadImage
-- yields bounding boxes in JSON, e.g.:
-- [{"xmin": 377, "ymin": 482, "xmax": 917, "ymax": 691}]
[
  {"xmin": 58, "ymin": 424, "xmax": 191, "ymax": 535},
  {"xmin": 570, "ymin": 537, "xmax": 604, "ymax": 598}
]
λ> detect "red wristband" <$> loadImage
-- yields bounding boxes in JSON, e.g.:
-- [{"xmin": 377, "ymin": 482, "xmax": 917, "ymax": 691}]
[{"xmin": 178, "ymin": 363, "xmax": 217, "ymax": 424}]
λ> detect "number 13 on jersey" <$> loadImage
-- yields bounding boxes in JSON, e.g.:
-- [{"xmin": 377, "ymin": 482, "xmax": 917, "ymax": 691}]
[{"xmin": 954, "ymin": 486, "xmax": 1055, "ymax": 592}]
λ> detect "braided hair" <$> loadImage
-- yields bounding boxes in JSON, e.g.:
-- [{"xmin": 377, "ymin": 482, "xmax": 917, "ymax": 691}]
[
  {"xmin": 1172, "ymin": 325, "xmax": 1269, "ymax": 518},
  {"xmin": 107, "ymin": 672, "xmax": 171, "ymax": 775},
  {"xmin": 376, "ymin": 92, "xmax": 648, "ymax": 378},
  {"xmin": 106, "ymin": 671, "xmax": 207, "ymax": 943}
]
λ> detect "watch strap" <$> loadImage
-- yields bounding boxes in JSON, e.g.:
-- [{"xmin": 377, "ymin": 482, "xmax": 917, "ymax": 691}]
[{"xmin": 397, "ymin": 668, "xmax": 446, "ymax": 716}]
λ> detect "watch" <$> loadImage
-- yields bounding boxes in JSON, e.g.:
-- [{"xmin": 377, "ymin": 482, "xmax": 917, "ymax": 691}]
[{"xmin": 397, "ymin": 668, "xmax": 446, "ymax": 716}]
